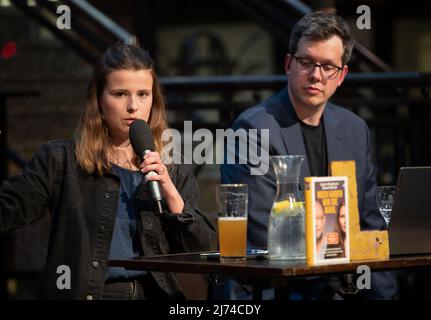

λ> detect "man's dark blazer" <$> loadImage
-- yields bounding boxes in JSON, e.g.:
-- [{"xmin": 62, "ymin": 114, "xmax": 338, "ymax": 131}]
[
  {"xmin": 221, "ymin": 87, "xmax": 387, "ymax": 248},
  {"xmin": 220, "ymin": 87, "xmax": 398, "ymax": 299}
]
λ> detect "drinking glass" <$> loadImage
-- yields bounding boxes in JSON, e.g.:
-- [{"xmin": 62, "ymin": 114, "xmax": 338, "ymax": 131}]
[
  {"xmin": 376, "ymin": 186, "xmax": 396, "ymax": 225},
  {"xmin": 216, "ymin": 184, "xmax": 248, "ymax": 262}
]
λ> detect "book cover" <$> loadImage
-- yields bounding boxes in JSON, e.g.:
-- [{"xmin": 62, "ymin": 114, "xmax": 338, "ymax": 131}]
[{"xmin": 304, "ymin": 176, "xmax": 350, "ymax": 265}]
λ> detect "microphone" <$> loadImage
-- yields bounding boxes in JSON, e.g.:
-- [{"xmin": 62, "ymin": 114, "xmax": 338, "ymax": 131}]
[{"xmin": 129, "ymin": 119, "xmax": 163, "ymax": 215}]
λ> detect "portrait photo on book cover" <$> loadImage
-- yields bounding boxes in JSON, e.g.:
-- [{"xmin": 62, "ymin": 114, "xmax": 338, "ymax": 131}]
[{"xmin": 310, "ymin": 176, "xmax": 350, "ymax": 265}]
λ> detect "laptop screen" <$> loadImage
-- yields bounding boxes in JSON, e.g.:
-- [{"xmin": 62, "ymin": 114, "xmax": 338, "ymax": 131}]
[{"xmin": 389, "ymin": 167, "xmax": 431, "ymax": 256}]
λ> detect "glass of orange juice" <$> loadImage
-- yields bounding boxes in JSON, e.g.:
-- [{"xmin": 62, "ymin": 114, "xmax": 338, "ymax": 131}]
[{"xmin": 216, "ymin": 184, "xmax": 248, "ymax": 262}]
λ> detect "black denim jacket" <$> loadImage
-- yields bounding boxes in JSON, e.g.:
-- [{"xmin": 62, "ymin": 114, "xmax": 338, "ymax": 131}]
[{"xmin": 0, "ymin": 140, "xmax": 215, "ymax": 299}]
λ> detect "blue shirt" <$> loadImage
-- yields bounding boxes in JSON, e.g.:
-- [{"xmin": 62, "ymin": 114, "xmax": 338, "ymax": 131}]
[{"xmin": 105, "ymin": 164, "xmax": 146, "ymax": 281}]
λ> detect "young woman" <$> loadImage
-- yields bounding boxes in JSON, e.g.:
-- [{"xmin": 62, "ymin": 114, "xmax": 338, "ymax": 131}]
[
  {"xmin": 0, "ymin": 42, "xmax": 215, "ymax": 300},
  {"xmin": 337, "ymin": 201, "xmax": 347, "ymax": 254}
]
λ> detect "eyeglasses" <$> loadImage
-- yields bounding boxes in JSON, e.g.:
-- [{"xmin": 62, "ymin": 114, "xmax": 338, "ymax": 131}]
[{"xmin": 292, "ymin": 55, "xmax": 343, "ymax": 80}]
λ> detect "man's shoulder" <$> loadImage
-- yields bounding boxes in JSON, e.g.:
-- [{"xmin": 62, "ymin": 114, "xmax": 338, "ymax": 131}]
[
  {"xmin": 233, "ymin": 90, "xmax": 285, "ymax": 129},
  {"xmin": 327, "ymin": 103, "xmax": 367, "ymax": 128},
  {"xmin": 234, "ymin": 104, "xmax": 266, "ymax": 126}
]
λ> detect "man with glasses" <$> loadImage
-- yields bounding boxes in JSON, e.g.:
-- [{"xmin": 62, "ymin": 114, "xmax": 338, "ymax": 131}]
[{"xmin": 218, "ymin": 11, "xmax": 398, "ymax": 300}]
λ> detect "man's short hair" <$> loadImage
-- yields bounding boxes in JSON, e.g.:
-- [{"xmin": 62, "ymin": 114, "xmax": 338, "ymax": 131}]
[{"xmin": 288, "ymin": 11, "xmax": 354, "ymax": 66}]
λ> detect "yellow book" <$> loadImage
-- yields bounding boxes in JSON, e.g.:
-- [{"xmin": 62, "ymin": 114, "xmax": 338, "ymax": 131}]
[
  {"xmin": 304, "ymin": 176, "xmax": 350, "ymax": 265},
  {"xmin": 330, "ymin": 161, "xmax": 389, "ymax": 261}
]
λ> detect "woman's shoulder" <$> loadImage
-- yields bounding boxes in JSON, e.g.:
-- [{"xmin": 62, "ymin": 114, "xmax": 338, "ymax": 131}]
[
  {"xmin": 44, "ymin": 139, "xmax": 74, "ymax": 147},
  {"xmin": 34, "ymin": 139, "xmax": 75, "ymax": 161}
]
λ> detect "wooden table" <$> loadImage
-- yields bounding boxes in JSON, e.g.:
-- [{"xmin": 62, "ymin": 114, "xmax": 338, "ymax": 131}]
[{"xmin": 109, "ymin": 252, "xmax": 431, "ymax": 299}]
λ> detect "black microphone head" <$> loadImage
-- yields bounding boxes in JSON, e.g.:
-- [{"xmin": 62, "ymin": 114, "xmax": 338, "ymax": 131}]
[{"xmin": 129, "ymin": 119, "xmax": 155, "ymax": 156}]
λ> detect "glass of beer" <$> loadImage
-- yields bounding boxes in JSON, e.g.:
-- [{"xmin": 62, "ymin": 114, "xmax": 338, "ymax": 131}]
[{"xmin": 216, "ymin": 184, "xmax": 248, "ymax": 262}]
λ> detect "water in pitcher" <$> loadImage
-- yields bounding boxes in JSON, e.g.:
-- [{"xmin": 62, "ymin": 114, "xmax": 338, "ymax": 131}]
[
  {"xmin": 267, "ymin": 155, "xmax": 306, "ymax": 260},
  {"xmin": 268, "ymin": 201, "xmax": 305, "ymax": 260}
]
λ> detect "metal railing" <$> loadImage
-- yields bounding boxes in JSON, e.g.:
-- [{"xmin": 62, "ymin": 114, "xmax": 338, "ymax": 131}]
[
  {"xmin": 226, "ymin": 0, "xmax": 392, "ymax": 72},
  {"xmin": 10, "ymin": 0, "xmax": 137, "ymax": 63}
]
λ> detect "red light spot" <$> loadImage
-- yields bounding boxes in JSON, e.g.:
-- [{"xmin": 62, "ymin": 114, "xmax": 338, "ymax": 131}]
[{"xmin": 1, "ymin": 41, "xmax": 17, "ymax": 59}]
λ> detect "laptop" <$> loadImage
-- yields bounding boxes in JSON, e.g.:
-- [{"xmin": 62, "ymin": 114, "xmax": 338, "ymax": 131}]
[{"xmin": 389, "ymin": 167, "xmax": 431, "ymax": 256}]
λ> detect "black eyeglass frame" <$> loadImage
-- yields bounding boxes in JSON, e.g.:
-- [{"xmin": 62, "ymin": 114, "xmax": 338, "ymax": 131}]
[{"xmin": 292, "ymin": 55, "xmax": 344, "ymax": 79}]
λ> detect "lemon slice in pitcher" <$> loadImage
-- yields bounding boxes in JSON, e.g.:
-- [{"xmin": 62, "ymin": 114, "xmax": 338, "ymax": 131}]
[{"xmin": 272, "ymin": 200, "xmax": 304, "ymax": 215}]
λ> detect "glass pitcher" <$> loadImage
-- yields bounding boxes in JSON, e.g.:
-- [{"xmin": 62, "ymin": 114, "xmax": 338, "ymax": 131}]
[{"xmin": 268, "ymin": 155, "xmax": 306, "ymax": 260}]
